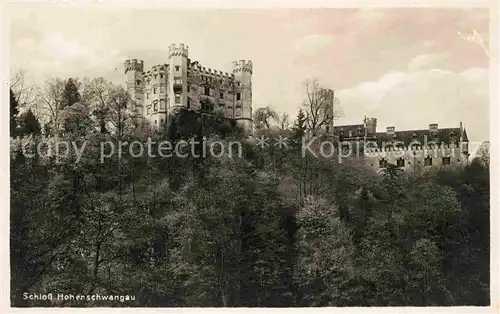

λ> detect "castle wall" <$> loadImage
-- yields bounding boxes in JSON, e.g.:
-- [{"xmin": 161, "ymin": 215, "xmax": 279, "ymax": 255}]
[{"xmin": 364, "ymin": 144, "xmax": 469, "ymax": 173}]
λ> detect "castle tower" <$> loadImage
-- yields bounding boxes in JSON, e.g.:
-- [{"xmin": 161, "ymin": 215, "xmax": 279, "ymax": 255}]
[
  {"xmin": 168, "ymin": 43, "xmax": 189, "ymax": 115},
  {"xmin": 124, "ymin": 59, "xmax": 145, "ymax": 116},
  {"xmin": 364, "ymin": 117, "xmax": 377, "ymax": 136},
  {"xmin": 320, "ymin": 88, "xmax": 335, "ymax": 134},
  {"xmin": 232, "ymin": 59, "xmax": 253, "ymax": 134}
]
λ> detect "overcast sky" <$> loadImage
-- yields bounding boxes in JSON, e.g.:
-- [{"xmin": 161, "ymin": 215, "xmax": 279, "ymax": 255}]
[{"xmin": 9, "ymin": 5, "xmax": 491, "ymax": 142}]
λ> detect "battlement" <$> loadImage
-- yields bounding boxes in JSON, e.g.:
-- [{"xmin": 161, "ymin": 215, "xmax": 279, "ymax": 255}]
[
  {"xmin": 168, "ymin": 43, "xmax": 189, "ymax": 58},
  {"xmin": 143, "ymin": 64, "xmax": 168, "ymax": 79},
  {"xmin": 124, "ymin": 59, "xmax": 144, "ymax": 73},
  {"xmin": 192, "ymin": 64, "xmax": 234, "ymax": 78},
  {"xmin": 232, "ymin": 59, "xmax": 253, "ymax": 74}
]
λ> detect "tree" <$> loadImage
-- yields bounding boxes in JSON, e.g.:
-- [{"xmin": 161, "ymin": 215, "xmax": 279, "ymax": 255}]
[
  {"xmin": 253, "ymin": 106, "xmax": 278, "ymax": 130},
  {"xmin": 18, "ymin": 109, "xmax": 42, "ymax": 136},
  {"xmin": 291, "ymin": 109, "xmax": 307, "ymax": 142},
  {"xmin": 11, "ymin": 69, "xmax": 37, "ymax": 111},
  {"xmin": 277, "ymin": 112, "xmax": 290, "ymax": 131},
  {"xmin": 302, "ymin": 79, "xmax": 342, "ymax": 136},
  {"xmin": 10, "ymin": 88, "xmax": 20, "ymax": 136},
  {"xmin": 60, "ymin": 78, "xmax": 81, "ymax": 109},
  {"xmin": 38, "ymin": 78, "xmax": 66, "ymax": 135},
  {"xmin": 80, "ymin": 77, "xmax": 114, "ymax": 134},
  {"xmin": 106, "ymin": 86, "xmax": 135, "ymax": 138}
]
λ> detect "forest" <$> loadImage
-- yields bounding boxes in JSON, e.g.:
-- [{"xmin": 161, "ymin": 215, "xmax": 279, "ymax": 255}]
[{"xmin": 10, "ymin": 75, "xmax": 490, "ymax": 307}]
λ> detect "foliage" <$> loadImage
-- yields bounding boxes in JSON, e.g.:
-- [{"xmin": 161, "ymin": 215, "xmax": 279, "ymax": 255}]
[
  {"xmin": 9, "ymin": 75, "xmax": 490, "ymax": 307},
  {"xmin": 10, "ymin": 88, "xmax": 20, "ymax": 136},
  {"xmin": 18, "ymin": 109, "xmax": 42, "ymax": 136}
]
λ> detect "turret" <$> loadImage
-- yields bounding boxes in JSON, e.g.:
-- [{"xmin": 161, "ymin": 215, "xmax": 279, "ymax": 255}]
[
  {"xmin": 124, "ymin": 59, "xmax": 145, "ymax": 116},
  {"xmin": 232, "ymin": 59, "xmax": 253, "ymax": 134},
  {"xmin": 364, "ymin": 117, "xmax": 377, "ymax": 135},
  {"xmin": 168, "ymin": 44, "xmax": 189, "ymax": 114}
]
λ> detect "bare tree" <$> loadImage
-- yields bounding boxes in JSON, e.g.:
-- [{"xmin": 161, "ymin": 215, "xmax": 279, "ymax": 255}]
[
  {"xmin": 302, "ymin": 78, "xmax": 342, "ymax": 136},
  {"xmin": 10, "ymin": 69, "xmax": 38, "ymax": 111},
  {"xmin": 37, "ymin": 78, "xmax": 66, "ymax": 134},
  {"xmin": 80, "ymin": 77, "xmax": 114, "ymax": 134},
  {"xmin": 277, "ymin": 112, "xmax": 290, "ymax": 131},
  {"xmin": 106, "ymin": 85, "xmax": 135, "ymax": 138}
]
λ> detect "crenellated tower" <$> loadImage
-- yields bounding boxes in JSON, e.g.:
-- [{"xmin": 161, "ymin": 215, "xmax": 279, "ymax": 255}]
[
  {"xmin": 364, "ymin": 117, "xmax": 377, "ymax": 136},
  {"xmin": 232, "ymin": 59, "xmax": 253, "ymax": 133},
  {"xmin": 124, "ymin": 59, "xmax": 145, "ymax": 116},
  {"xmin": 168, "ymin": 43, "xmax": 189, "ymax": 115}
]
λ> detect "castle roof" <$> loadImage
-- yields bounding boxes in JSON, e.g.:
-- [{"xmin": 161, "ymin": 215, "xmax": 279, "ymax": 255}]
[
  {"xmin": 373, "ymin": 128, "xmax": 463, "ymax": 145},
  {"xmin": 332, "ymin": 123, "xmax": 467, "ymax": 146},
  {"xmin": 332, "ymin": 124, "xmax": 364, "ymax": 137}
]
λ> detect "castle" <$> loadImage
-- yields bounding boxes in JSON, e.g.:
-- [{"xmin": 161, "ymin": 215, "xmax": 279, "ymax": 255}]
[
  {"xmin": 124, "ymin": 43, "xmax": 253, "ymax": 132},
  {"xmin": 328, "ymin": 118, "xmax": 470, "ymax": 173}
]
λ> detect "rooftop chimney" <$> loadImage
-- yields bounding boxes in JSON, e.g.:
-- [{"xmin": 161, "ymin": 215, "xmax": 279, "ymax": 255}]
[{"xmin": 429, "ymin": 123, "xmax": 438, "ymax": 132}]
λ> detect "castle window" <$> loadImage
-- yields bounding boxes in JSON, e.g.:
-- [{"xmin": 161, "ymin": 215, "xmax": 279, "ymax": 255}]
[
  {"xmin": 153, "ymin": 88, "xmax": 157, "ymax": 94},
  {"xmin": 237, "ymin": 82, "xmax": 241, "ymax": 87},
  {"xmin": 175, "ymin": 94, "xmax": 181, "ymax": 104},
  {"xmin": 220, "ymin": 79, "xmax": 223, "ymax": 85},
  {"xmin": 147, "ymin": 93, "xmax": 150, "ymax": 99},
  {"xmin": 136, "ymin": 80, "xmax": 141, "ymax": 86},
  {"xmin": 160, "ymin": 119, "xmax": 164, "ymax": 126},
  {"xmin": 379, "ymin": 158, "xmax": 388, "ymax": 168},
  {"xmin": 153, "ymin": 100, "xmax": 158, "ymax": 112},
  {"xmin": 160, "ymin": 85, "xmax": 165, "ymax": 93},
  {"xmin": 155, "ymin": 120, "xmax": 157, "ymax": 125},
  {"xmin": 160, "ymin": 74, "xmax": 164, "ymax": 79},
  {"xmin": 175, "ymin": 66, "xmax": 180, "ymax": 72},
  {"xmin": 326, "ymin": 126, "xmax": 330, "ymax": 133},
  {"xmin": 187, "ymin": 85, "xmax": 190, "ymax": 92},
  {"xmin": 235, "ymin": 107, "xmax": 242, "ymax": 117},
  {"xmin": 424, "ymin": 156, "xmax": 433, "ymax": 166},
  {"xmin": 220, "ymin": 91, "xmax": 224, "ymax": 99},
  {"xmin": 146, "ymin": 107, "xmax": 150, "ymax": 115},
  {"xmin": 204, "ymin": 86, "xmax": 210, "ymax": 96},
  {"xmin": 442, "ymin": 156, "xmax": 451, "ymax": 165},
  {"xmin": 396, "ymin": 157, "xmax": 405, "ymax": 167},
  {"xmin": 160, "ymin": 99, "xmax": 165, "ymax": 110},
  {"xmin": 187, "ymin": 98, "xmax": 191, "ymax": 108},
  {"xmin": 236, "ymin": 93, "xmax": 241, "ymax": 101}
]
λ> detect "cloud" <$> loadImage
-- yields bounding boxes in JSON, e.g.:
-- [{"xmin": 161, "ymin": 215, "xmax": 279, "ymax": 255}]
[
  {"xmin": 336, "ymin": 67, "xmax": 489, "ymax": 141},
  {"xmin": 408, "ymin": 53, "xmax": 449, "ymax": 71},
  {"xmin": 40, "ymin": 32, "xmax": 92, "ymax": 60}
]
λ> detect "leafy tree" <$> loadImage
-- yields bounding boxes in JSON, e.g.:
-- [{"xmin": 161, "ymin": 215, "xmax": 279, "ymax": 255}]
[
  {"xmin": 253, "ymin": 106, "xmax": 278, "ymax": 130},
  {"xmin": 18, "ymin": 109, "xmax": 42, "ymax": 136},
  {"xmin": 60, "ymin": 78, "xmax": 81, "ymax": 109}
]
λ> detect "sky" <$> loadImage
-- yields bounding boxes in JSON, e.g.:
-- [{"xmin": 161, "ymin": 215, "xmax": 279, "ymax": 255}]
[{"xmin": 9, "ymin": 5, "xmax": 491, "ymax": 142}]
